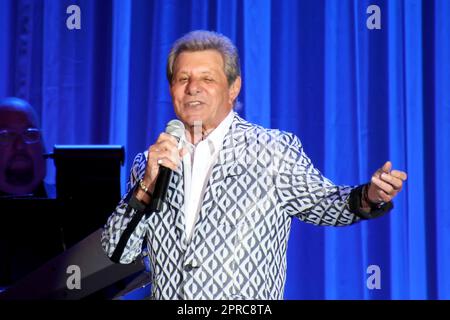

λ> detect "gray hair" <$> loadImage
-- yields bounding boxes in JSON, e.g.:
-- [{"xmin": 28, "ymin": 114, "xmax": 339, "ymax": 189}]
[{"xmin": 166, "ymin": 30, "xmax": 241, "ymax": 86}]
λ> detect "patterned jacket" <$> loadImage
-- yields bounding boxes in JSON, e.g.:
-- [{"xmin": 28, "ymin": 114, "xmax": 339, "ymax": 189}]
[{"xmin": 101, "ymin": 113, "xmax": 389, "ymax": 300}]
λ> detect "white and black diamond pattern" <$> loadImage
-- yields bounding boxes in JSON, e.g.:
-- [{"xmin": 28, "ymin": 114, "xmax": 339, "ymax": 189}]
[{"xmin": 101, "ymin": 113, "xmax": 360, "ymax": 300}]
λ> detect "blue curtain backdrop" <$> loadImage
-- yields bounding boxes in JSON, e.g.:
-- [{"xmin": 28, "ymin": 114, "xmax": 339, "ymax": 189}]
[{"xmin": 0, "ymin": 0, "xmax": 449, "ymax": 299}]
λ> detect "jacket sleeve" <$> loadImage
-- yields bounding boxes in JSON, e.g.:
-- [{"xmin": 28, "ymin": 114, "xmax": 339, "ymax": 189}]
[
  {"xmin": 101, "ymin": 152, "xmax": 150, "ymax": 264},
  {"xmin": 274, "ymin": 132, "xmax": 367, "ymax": 226}
]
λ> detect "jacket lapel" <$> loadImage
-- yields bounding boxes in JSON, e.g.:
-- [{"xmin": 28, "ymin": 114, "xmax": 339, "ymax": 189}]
[
  {"xmin": 165, "ymin": 113, "xmax": 251, "ymax": 248},
  {"xmin": 165, "ymin": 163, "xmax": 187, "ymax": 247},
  {"xmin": 193, "ymin": 114, "xmax": 249, "ymax": 227}
]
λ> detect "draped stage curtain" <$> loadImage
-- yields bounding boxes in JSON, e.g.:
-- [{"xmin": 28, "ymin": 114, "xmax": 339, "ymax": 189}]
[{"xmin": 0, "ymin": 0, "xmax": 449, "ymax": 299}]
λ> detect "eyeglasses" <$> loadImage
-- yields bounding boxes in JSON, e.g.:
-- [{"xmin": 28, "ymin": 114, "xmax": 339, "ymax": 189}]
[{"xmin": 0, "ymin": 128, "xmax": 41, "ymax": 145}]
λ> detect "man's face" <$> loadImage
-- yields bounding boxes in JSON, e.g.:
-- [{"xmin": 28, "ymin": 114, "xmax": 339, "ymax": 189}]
[
  {"xmin": 170, "ymin": 50, "xmax": 241, "ymax": 131},
  {"xmin": 0, "ymin": 108, "xmax": 46, "ymax": 195}
]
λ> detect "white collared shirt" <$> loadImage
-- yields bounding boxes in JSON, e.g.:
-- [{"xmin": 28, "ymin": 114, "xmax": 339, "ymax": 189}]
[{"xmin": 181, "ymin": 110, "xmax": 234, "ymax": 242}]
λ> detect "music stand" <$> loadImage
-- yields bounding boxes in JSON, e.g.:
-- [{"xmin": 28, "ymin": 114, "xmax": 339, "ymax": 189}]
[{"xmin": 52, "ymin": 145, "xmax": 125, "ymax": 247}]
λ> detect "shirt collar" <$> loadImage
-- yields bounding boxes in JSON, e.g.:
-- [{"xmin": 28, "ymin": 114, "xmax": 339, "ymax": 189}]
[
  {"xmin": 182, "ymin": 110, "xmax": 235, "ymax": 156},
  {"xmin": 203, "ymin": 110, "xmax": 234, "ymax": 154}
]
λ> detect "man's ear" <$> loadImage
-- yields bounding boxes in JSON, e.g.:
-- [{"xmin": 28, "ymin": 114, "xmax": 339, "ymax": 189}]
[{"xmin": 229, "ymin": 76, "xmax": 242, "ymax": 103}]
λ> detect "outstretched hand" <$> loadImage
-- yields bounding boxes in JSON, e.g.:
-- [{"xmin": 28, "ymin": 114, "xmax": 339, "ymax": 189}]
[{"xmin": 367, "ymin": 161, "xmax": 407, "ymax": 204}]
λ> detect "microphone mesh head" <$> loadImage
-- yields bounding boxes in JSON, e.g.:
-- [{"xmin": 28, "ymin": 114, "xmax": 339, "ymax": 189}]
[{"xmin": 165, "ymin": 119, "xmax": 185, "ymax": 140}]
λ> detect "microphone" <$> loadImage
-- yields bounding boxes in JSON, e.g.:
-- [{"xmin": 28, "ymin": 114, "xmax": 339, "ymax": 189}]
[{"xmin": 149, "ymin": 119, "xmax": 185, "ymax": 212}]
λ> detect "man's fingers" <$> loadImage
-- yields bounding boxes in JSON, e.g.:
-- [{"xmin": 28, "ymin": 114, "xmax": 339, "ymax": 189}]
[
  {"xmin": 377, "ymin": 189, "xmax": 392, "ymax": 203},
  {"xmin": 371, "ymin": 176, "xmax": 394, "ymax": 195},
  {"xmin": 372, "ymin": 161, "xmax": 391, "ymax": 178},
  {"xmin": 156, "ymin": 137, "xmax": 178, "ymax": 151},
  {"xmin": 147, "ymin": 129, "xmax": 185, "ymax": 174},
  {"xmin": 380, "ymin": 173, "xmax": 403, "ymax": 191},
  {"xmin": 155, "ymin": 157, "xmax": 178, "ymax": 171},
  {"xmin": 157, "ymin": 132, "xmax": 179, "ymax": 146},
  {"xmin": 382, "ymin": 161, "xmax": 392, "ymax": 173},
  {"xmin": 369, "ymin": 162, "xmax": 407, "ymax": 203},
  {"xmin": 149, "ymin": 142, "xmax": 176, "ymax": 158},
  {"xmin": 391, "ymin": 170, "xmax": 407, "ymax": 181},
  {"xmin": 150, "ymin": 148, "xmax": 180, "ymax": 166},
  {"xmin": 161, "ymin": 149, "xmax": 181, "ymax": 167},
  {"xmin": 179, "ymin": 147, "xmax": 188, "ymax": 158}
]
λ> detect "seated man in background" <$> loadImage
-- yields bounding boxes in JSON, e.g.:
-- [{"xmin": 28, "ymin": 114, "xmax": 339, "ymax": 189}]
[
  {"xmin": 0, "ymin": 97, "xmax": 51, "ymax": 198},
  {"xmin": 0, "ymin": 97, "xmax": 59, "ymax": 287}
]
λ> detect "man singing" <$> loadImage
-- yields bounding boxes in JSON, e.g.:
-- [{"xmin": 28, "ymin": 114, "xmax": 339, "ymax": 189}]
[{"xmin": 102, "ymin": 30, "xmax": 407, "ymax": 300}]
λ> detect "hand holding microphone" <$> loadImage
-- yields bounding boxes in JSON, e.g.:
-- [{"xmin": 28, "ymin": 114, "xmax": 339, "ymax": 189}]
[{"xmin": 136, "ymin": 120, "xmax": 186, "ymax": 210}]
